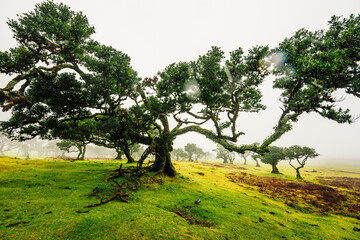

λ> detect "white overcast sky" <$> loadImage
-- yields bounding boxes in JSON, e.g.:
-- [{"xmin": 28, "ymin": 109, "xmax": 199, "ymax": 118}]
[{"xmin": 0, "ymin": 0, "xmax": 359, "ymax": 163}]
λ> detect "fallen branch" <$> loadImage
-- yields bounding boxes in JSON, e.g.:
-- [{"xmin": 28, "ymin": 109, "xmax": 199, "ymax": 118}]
[
  {"xmin": 86, "ymin": 164, "xmax": 146, "ymax": 208},
  {"xmin": 84, "ymin": 192, "xmax": 128, "ymax": 208}
]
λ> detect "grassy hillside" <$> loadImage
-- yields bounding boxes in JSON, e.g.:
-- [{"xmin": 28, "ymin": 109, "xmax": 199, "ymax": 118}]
[{"xmin": 0, "ymin": 156, "xmax": 360, "ymax": 239}]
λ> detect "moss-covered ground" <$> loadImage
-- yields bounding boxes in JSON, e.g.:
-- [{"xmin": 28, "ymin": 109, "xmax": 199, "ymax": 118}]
[{"xmin": 0, "ymin": 156, "xmax": 359, "ymax": 239}]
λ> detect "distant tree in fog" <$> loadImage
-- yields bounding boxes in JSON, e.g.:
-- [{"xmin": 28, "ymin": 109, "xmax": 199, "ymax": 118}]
[
  {"xmin": 172, "ymin": 148, "xmax": 187, "ymax": 161},
  {"xmin": 56, "ymin": 140, "xmax": 87, "ymax": 160},
  {"xmin": 260, "ymin": 146, "xmax": 285, "ymax": 174},
  {"xmin": 284, "ymin": 145, "xmax": 319, "ymax": 179},
  {"xmin": 213, "ymin": 144, "xmax": 235, "ymax": 164},
  {"xmin": 251, "ymin": 154, "xmax": 261, "ymax": 167},
  {"xmin": 0, "ymin": 134, "xmax": 17, "ymax": 156},
  {"xmin": 184, "ymin": 144, "xmax": 205, "ymax": 161}
]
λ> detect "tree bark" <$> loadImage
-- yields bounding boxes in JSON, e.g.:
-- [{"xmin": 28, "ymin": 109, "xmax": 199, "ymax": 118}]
[
  {"xmin": 271, "ymin": 164, "xmax": 280, "ymax": 174},
  {"xmin": 289, "ymin": 159, "xmax": 305, "ymax": 179},
  {"xmin": 80, "ymin": 144, "xmax": 86, "ymax": 160},
  {"xmin": 152, "ymin": 136, "xmax": 176, "ymax": 176},
  {"xmin": 115, "ymin": 149, "xmax": 123, "ymax": 160},
  {"xmin": 223, "ymin": 157, "xmax": 228, "ymax": 164},
  {"xmin": 76, "ymin": 143, "xmax": 86, "ymax": 160},
  {"xmin": 76, "ymin": 148, "xmax": 82, "ymax": 160},
  {"xmin": 121, "ymin": 143, "xmax": 135, "ymax": 163}
]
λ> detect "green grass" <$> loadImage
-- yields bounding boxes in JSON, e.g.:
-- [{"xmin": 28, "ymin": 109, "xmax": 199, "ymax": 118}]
[{"xmin": 0, "ymin": 156, "xmax": 359, "ymax": 239}]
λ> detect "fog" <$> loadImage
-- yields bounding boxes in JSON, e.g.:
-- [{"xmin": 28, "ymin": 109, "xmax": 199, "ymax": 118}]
[{"xmin": 0, "ymin": 0, "xmax": 359, "ymax": 165}]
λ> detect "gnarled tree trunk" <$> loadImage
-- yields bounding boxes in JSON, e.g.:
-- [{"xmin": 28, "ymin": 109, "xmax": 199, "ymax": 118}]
[
  {"xmin": 76, "ymin": 150, "xmax": 82, "ymax": 160},
  {"xmin": 271, "ymin": 164, "xmax": 280, "ymax": 174},
  {"xmin": 115, "ymin": 148, "xmax": 123, "ymax": 160},
  {"xmin": 152, "ymin": 135, "xmax": 176, "ymax": 176},
  {"xmin": 81, "ymin": 144, "xmax": 86, "ymax": 160},
  {"xmin": 295, "ymin": 168, "xmax": 302, "ymax": 179},
  {"xmin": 121, "ymin": 143, "xmax": 135, "ymax": 163}
]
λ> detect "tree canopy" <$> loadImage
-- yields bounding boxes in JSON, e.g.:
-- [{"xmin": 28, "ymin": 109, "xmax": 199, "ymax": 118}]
[
  {"xmin": 0, "ymin": 1, "xmax": 359, "ymax": 175},
  {"xmin": 263, "ymin": 15, "xmax": 360, "ymax": 147}
]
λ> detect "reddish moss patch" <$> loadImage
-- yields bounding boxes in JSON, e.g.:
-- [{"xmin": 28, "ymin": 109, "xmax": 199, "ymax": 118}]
[
  {"xmin": 316, "ymin": 176, "xmax": 360, "ymax": 191},
  {"xmin": 227, "ymin": 172, "xmax": 360, "ymax": 217},
  {"xmin": 200, "ymin": 162, "xmax": 247, "ymax": 170}
]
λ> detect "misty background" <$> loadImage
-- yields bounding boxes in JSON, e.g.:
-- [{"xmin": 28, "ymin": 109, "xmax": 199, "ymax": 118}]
[{"xmin": 0, "ymin": 0, "xmax": 359, "ymax": 165}]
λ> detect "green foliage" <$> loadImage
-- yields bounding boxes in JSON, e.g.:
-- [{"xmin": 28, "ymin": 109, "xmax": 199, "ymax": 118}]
[
  {"xmin": 56, "ymin": 139, "xmax": 86, "ymax": 160},
  {"xmin": 0, "ymin": 1, "xmax": 94, "ymax": 74},
  {"xmin": 0, "ymin": 1, "xmax": 138, "ymax": 143},
  {"xmin": 273, "ymin": 14, "xmax": 360, "ymax": 123},
  {"xmin": 56, "ymin": 140, "xmax": 74, "ymax": 152},
  {"xmin": 261, "ymin": 146, "xmax": 285, "ymax": 165},
  {"xmin": 157, "ymin": 45, "xmax": 269, "ymax": 120},
  {"xmin": 283, "ymin": 146, "xmax": 319, "ymax": 161},
  {"xmin": 261, "ymin": 15, "xmax": 360, "ymax": 151}
]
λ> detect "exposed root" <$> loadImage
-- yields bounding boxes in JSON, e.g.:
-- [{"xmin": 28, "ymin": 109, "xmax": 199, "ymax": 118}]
[{"xmin": 105, "ymin": 164, "xmax": 148, "ymax": 182}]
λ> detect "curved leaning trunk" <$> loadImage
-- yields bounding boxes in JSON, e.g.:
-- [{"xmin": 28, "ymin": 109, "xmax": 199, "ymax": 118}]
[
  {"xmin": 124, "ymin": 148, "xmax": 135, "ymax": 163},
  {"xmin": 115, "ymin": 152, "xmax": 122, "ymax": 160},
  {"xmin": 120, "ymin": 143, "xmax": 135, "ymax": 163},
  {"xmin": 81, "ymin": 144, "xmax": 86, "ymax": 160},
  {"xmin": 114, "ymin": 147, "xmax": 123, "ymax": 160},
  {"xmin": 295, "ymin": 168, "xmax": 302, "ymax": 179},
  {"xmin": 76, "ymin": 144, "xmax": 86, "ymax": 160},
  {"xmin": 76, "ymin": 148, "xmax": 82, "ymax": 160}
]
